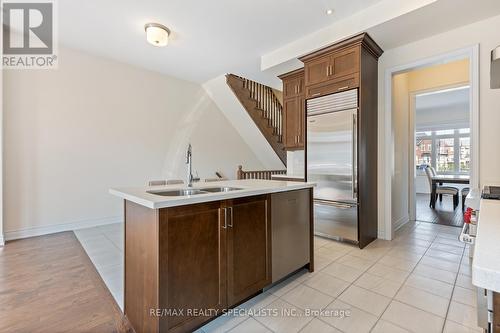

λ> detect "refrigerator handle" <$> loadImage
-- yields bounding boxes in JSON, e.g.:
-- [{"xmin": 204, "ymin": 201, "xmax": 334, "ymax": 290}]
[{"xmin": 352, "ymin": 113, "xmax": 358, "ymax": 200}]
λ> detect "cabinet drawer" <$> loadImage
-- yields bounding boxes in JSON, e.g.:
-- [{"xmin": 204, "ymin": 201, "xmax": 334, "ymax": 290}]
[{"xmin": 306, "ymin": 73, "xmax": 359, "ymax": 99}]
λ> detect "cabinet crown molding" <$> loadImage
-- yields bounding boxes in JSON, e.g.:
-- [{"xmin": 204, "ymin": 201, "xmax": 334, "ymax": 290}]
[
  {"xmin": 298, "ymin": 32, "xmax": 384, "ymax": 63},
  {"xmin": 278, "ymin": 67, "xmax": 304, "ymax": 79}
]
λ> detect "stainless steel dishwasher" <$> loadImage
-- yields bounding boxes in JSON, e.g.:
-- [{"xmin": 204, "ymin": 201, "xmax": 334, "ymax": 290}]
[{"xmin": 271, "ymin": 189, "xmax": 311, "ymax": 283}]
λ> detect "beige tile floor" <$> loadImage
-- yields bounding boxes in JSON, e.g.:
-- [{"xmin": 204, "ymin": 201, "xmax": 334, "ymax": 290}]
[{"xmin": 75, "ymin": 221, "xmax": 483, "ymax": 333}]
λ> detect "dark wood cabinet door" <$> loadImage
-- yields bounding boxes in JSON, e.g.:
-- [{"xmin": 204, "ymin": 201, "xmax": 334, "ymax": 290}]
[
  {"xmin": 297, "ymin": 96, "xmax": 305, "ymax": 148},
  {"xmin": 283, "ymin": 77, "xmax": 299, "ymax": 98},
  {"xmin": 160, "ymin": 202, "xmax": 227, "ymax": 333},
  {"xmin": 330, "ymin": 47, "xmax": 360, "ymax": 78},
  {"xmin": 283, "ymin": 97, "xmax": 300, "ymax": 149},
  {"xmin": 304, "ymin": 55, "xmax": 330, "ymax": 86},
  {"xmin": 226, "ymin": 195, "xmax": 271, "ymax": 306}
]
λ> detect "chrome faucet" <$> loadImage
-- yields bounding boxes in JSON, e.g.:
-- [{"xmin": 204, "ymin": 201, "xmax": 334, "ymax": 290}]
[{"xmin": 186, "ymin": 143, "xmax": 194, "ymax": 187}]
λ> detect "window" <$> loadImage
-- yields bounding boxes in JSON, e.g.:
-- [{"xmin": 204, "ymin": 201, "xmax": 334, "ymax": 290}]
[
  {"xmin": 436, "ymin": 138, "xmax": 454, "ymax": 172},
  {"xmin": 416, "ymin": 139, "xmax": 433, "ymax": 169},
  {"xmin": 415, "ymin": 128, "xmax": 470, "ymax": 174},
  {"xmin": 459, "ymin": 137, "xmax": 470, "ymax": 172}
]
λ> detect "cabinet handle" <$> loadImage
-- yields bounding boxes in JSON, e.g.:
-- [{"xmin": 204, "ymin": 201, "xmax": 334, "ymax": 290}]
[
  {"xmin": 228, "ymin": 207, "xmax": 233, "ymax": 228},
  {"xmin": 222, "ymin": 208, "xmax": 227, "ymax": 229},
  {"xmin": 337, "ymin": 86, "xmax": 349, "ymax": 91}
]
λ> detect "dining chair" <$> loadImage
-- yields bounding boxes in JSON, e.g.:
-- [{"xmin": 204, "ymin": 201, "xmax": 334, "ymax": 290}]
[{"xmin": 424, "ymin": 166, "xmax": 459, "ymax": 209}]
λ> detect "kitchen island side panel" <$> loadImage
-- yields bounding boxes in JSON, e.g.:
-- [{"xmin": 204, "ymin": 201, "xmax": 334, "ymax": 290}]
[{"xmin": 124, "ymin": 200, "xmax": 160, "ymax": 333}]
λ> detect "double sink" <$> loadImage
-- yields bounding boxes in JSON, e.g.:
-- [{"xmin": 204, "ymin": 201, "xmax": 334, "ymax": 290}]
[{"xmin": 147, "ymin": 186, "xmax": 242, "ymax": 197}]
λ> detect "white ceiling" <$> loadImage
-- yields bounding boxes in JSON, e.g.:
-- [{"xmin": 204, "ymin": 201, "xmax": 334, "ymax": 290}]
[
  {"xmin": 415, "ymin": 87, "xmax": 470, "ymax": 130},
  {"xmin": 416, "ymin": 87, "xmax": 469, "ymax": 110},
  {"xmin": 367, "ymin": 0, "xmax": 500, "ymax": 51},
  {"xmin": 59, "ymin": 0, "xmax": 384, "ymax": 83}
]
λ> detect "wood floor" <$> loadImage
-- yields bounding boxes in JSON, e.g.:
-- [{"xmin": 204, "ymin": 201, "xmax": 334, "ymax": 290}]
[
  {"xmin": 416, "ymin": 193, "xmax": 464, "ymax": 227},
  {"xmin": 0, "ymin": 232, "xmax": 133, "ymax": 333}
]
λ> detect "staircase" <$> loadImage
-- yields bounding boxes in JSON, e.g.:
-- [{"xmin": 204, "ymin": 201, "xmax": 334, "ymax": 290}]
[{"xmin": 226, "ymin": 74, "xmax": 286, "ymax": 166}]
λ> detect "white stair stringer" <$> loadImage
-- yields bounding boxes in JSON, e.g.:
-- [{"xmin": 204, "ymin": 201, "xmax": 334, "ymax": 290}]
[{"xmin": 203, "ymin": 75, "xmax": 285, "ymax": 170}]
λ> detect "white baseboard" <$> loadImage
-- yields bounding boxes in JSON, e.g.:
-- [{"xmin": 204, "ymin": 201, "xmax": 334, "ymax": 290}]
[
  {"xmin": 393, "ymin": 215, "xmax": 410, "ymax": 232},
  {"xmin": 0, "ymin": 234, "xmax": 4, "ymax": 246},
  {"xmin": 378, "ymin": 230, "xmax": 387, "ymax": 240},
  {"xmin": 3, "ymin": 216, "xmax": 123, "ymax": 242}
]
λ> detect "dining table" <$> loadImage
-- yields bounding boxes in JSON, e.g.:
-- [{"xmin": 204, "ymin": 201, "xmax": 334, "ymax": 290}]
[{"xmin": 431, "ymin": 174, "xmax": 470, "ymax": 209}]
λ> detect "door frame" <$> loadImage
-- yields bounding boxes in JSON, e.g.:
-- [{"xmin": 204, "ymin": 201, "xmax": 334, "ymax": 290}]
[
  {"xmin": 384, "ymin": 44, "xmax": 479, "ymax": 239},
  {"xmin": 0, "ymin": 54, "xmax": 3, "ymax": 246},
  {"xmin": 408, "ymin": 83, "xmax": 472, "ymax": 222}
]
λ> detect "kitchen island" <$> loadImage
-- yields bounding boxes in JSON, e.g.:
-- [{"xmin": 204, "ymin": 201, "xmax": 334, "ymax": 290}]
[
  {"xmin": 472, "ymin": 197, "xmax": 500, "ymax": 332},
  {"xmin": 110, "ymin": 179, "xmax": 315, "ymax": 333}
]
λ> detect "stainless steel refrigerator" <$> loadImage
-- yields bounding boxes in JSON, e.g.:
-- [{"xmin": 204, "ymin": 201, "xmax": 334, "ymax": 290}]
[{"xmin": 306, "ymin": 89, "xmax": 359, "ymax": 243}]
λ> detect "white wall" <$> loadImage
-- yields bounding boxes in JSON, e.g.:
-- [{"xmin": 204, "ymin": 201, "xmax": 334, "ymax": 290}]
[
  {"xmin": 2, "ymin": 46, "xmax": 264, "ymax": 239},
  {"xmin": 391, "ymin": 73, "xmax": 410, "ymax": 230},
  {"xmin": 379, "ymin": 14, "xmax": 500, "ymax": 238},
  {"xmin": 0, "ymin": 34, "xmax": 3, "ymax": 245},
  {"xmin": 391, "ymin": 60, "xmax": 469, "ymax": 230}
]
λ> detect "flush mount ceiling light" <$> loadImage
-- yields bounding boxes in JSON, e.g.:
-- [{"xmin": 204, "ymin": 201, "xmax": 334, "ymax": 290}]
[
  {"xmin": 144, "ymin": 23, "xmax": 170, "ymax": 47},
  {"xmin": 326, "ymin": 9, "xmax": 334, "ymax": 15}
]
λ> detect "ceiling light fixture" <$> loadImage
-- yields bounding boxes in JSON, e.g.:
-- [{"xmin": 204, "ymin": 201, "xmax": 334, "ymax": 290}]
[
  {"xmin": 326, "ymin": 9, "xmax": 333, "ymax": 15},
  {"xmin": 144, "ymin": 23, "xmax": 170, "ymax": 47}
]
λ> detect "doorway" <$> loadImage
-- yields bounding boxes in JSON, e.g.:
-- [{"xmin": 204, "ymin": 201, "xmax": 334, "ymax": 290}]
[
  {"xmin": 387, "ymin": 47, "xmax": 479, "ymax": 236},
  {"xmin": 411, "ymin": 85, "xmax": 471, "ymax": 226}
]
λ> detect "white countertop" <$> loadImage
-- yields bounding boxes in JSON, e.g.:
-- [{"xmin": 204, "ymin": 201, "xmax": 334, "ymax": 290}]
[
  {"xmin": 472, "ymin": 198, "xmax": 500, "ymax": 292},
  {"xmin": 110, "ymin": 179, "xmax": 315, "ymax": 209}
]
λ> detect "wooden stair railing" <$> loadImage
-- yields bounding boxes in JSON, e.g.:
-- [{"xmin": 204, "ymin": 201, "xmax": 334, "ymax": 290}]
[
  {"xmin": 226, "ymin": 74, "xmax": 286, "ymax": 166},
  {"xmin": 237, "ymin": 165, "xmax": 286, "ymax": 180}
]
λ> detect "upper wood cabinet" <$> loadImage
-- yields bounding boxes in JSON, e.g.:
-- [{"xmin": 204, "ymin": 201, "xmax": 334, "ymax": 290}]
[
  {"xmin": 283, "ymin": 75, "xmax": 304, "ymax": 98},
  {"xmin": 304, "ymin": 47, "xmax": 360, "ymax": 88},
  {"xmin": 330, "ymin": 47, "xmax": 360, "ymax": 78},
  {"xmin": 303, "ymin": 55, "xmax": 330, "ymax": 86},
  {"xmin": 279, "ymin": 69, "xmax": 305, "ymax": 150},
  {"xmin": 300, "ymin": 33, "xmax": 380, "ymax": 99}
]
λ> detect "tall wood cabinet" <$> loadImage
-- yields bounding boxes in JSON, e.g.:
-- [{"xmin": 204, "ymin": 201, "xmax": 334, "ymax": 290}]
[
  {"xmin": 279, "ymin": 69, "xmax": 305, "ymax": 150},
  {"xmin": 298, "ymin": 33, "xmax": 383, "ymax": 248}
]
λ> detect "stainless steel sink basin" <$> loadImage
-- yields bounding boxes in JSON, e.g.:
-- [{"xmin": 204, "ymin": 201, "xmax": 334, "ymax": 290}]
[
  {"xmin": 147, "ymin": 187, "xmax": 243, "ymax": 197},
  {"xmin": 147, "ymin": 189, "xmax": 209, "ymax": 197},
  {"xmin": 201, "ymin": 187, "xmax": 243, "ymax": 193}
]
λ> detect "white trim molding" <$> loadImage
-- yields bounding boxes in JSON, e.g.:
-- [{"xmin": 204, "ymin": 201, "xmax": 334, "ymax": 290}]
[
  {"xmin": 384, "ymin": 44, "xmax": 480, "ymax": 240},
  {"xmin": 393, "ymin": 215, "xmax": 410, "ymax": 233},
  {"xmin": 3, "ymin": 216, "xmax": 122, "ymax": 242}
]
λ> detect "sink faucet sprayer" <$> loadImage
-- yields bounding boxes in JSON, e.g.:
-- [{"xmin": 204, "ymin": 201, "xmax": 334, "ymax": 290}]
[{"xmin": 186, "ymin": 143, "xmax": 194, "ymax": 187}]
